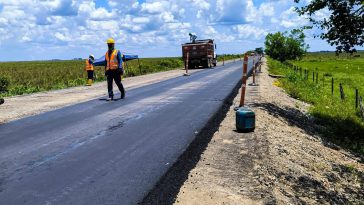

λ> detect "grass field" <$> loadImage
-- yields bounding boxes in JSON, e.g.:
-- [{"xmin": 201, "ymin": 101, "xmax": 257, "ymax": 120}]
[
  {"xmin": 0, "ymin": 57, "xmax": 184, "ymax": 97},
  {"xmin": 267, "ymin": 52, "xmax": 364, "ymax": 154}
]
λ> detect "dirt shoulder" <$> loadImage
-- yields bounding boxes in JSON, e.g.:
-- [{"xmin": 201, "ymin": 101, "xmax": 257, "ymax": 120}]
[
  {"xmin": 143, "ymin": 58, "xmax": 364, "ymax": 204},
  {"xmin": 0, "ymin": 67, "xmax": 206, "ymax": 124}
]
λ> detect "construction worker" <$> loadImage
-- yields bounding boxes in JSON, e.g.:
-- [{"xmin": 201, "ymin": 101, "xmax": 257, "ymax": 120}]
[
  {"xmin": 85, "ymin": 54, "xmax": 94, "ymax": 86},
  {"xmin": 105, "ymin": 38, "xmax": 125, "ymax": 101},
  {"xmin": 189, "ymin": 33, "xmax": 197, "ymax": 43}
]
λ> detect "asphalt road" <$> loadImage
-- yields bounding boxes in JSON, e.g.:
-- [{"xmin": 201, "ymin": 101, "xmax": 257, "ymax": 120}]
[{"xmin": 0, "ymin": 60, "xmax": 253, "ymax": 205}]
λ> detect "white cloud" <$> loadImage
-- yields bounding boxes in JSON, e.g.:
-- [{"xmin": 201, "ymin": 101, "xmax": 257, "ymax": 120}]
[
  {"xmin": 234, "ymin": 24, "xmax": 268, "ymax": 39},
  {"xmin": 0, "ymin": 0, "xmax": 330, "ymax": 61}
]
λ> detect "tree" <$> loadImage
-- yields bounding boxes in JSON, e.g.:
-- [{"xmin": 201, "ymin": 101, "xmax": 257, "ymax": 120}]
[
  {"xmin": 264, "ymin": 29, "xmax": 308, "ymax": 62},
  {"xmin": 294, "ymin": 0, "xmax": 364, "ymax": 53},
  {"xmin": 255, "ymin": 47, "xmax": 264, "ymax": 55}
]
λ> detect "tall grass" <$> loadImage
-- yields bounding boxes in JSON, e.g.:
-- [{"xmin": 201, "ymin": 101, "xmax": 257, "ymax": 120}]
[
  {"xmin": 0, "ymin": 57, "xmax": 184, "ymax": 97},
  {"xmin": 267, "ymin": 53, "xmax": 364, "ymax": 155}
]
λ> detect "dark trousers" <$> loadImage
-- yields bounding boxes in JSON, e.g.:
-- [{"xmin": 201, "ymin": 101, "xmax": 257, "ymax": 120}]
[
  {"xmin": 107, "ymin": 70, "xmax": 125, "ymax": 98},
  {"xmin": 87, "ymin": 70, "xmax": 94, "ymax": 80}
]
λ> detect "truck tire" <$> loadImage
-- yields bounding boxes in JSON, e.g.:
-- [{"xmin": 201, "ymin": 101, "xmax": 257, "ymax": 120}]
[{"xmin": 203, "ymin": 60, "xmax": 209, "ymax": 68}]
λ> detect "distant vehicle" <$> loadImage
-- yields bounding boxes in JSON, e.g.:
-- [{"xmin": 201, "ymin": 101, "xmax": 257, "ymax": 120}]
[{"xmin": 182, "ymin": 39, "xmax": 217, "ymax": 69}]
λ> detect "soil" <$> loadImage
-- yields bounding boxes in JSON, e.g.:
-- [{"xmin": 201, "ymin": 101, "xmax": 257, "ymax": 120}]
[{"xmin": 143, "ymin": 58, "xmax": 364, "ymax": 205}]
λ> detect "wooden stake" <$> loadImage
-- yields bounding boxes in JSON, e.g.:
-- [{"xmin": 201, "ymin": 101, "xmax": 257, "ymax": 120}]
[{"xmin": 239, "ymin": 54, "xmax": 249, "ymax": 107}]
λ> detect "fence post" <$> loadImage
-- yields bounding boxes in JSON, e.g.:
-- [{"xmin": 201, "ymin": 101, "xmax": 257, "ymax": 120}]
[
  {"xmin": 331, "ymin": 78, "xmax": 334, "ymax": 95},
  {"xmin": 313, "ymin": 71, "xmax": 315, "ymax": 82},
  {"xmin": 356, "ymin": 89, "xmax": 359, "ymax": 109},
  {"xmin": 340, "ymin": 83, "xmax": 345, "ymax": 100},
  {"xmin": 250, "ymin": 58, "xmax": 258, "ymax": 86},
  {"xmin": 239, "ymin": 54, "xmax": 249, "ymax": 107}
]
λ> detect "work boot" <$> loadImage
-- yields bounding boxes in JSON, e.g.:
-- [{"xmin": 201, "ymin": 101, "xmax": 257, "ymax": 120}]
[
  {"xmin": 86, "ymin": 79, "xmax": 93, "ymax": 86},
  {"xmin": 106, "ymin": 96, "xmax": 113, "ymax": 101},
  {"xmin": 120, "ymin": 91, "xmax": 125, "ymax": 99}
]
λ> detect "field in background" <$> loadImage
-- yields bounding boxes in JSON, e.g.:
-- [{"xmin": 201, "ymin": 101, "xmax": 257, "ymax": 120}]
[
  {"xmin": 268, "ymin": 52, "xmax": 364, "ymax": 154},
  {"xmin": 0, "ymin": 57, "xmax": 183, "ymax": 97}
]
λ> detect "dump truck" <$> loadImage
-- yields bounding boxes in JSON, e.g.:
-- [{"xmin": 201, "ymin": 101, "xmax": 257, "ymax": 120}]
[{"xmin": 182, "ymin": 39, "xmax": 217, "ymax": 69}]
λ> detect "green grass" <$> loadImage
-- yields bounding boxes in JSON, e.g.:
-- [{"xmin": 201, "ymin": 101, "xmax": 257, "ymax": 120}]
[
  {"xmin": 267, "ymin": 52, "xmax": 364, "ymax": 155},
  {"xmin": 0, "ymin": 57, "xmax": 184, "ymax": 97},
  {"xmin": 217, "ymin": 54, "xmax": 244, "ymax": 62}
]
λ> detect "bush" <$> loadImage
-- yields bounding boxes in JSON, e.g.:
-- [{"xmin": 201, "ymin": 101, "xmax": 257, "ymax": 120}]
[
  {"xmin": 265, "ymin": 29, "xmax": 309, "ymax": 62},
  {"xmin": 0, "ymin": 76, "xmax": 9, "ymax": 92}
]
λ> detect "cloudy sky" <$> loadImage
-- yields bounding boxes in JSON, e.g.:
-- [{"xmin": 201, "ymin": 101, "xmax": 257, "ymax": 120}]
[{"xmin": 0, "ymin": 0, "xmax": 334, "ymax": 61}]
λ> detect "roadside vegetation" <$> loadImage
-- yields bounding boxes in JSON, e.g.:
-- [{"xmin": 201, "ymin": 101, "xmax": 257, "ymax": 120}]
[
  {"xmin": 0, "ymin": 57, "xmax": 183, "ymax": 97},
  {"xmin": 217, "ymin": 54, "xmax": 243, "ymax": 62},
  {"xmin": 267, "ymin": 53, "xmax": 364, "ymax": 155}
]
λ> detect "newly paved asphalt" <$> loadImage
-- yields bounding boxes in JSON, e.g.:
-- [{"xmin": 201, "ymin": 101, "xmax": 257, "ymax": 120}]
[{"xmin": 0, "ymin": 60, "xmax": 254, "ymax": 205}]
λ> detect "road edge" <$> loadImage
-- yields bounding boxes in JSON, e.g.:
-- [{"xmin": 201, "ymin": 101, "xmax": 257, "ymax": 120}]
[{"xmin": 140, "ymin": 79, "xmax": 243, "ymax": 204}]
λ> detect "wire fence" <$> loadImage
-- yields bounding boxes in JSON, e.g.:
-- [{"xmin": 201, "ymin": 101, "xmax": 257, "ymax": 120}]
[{"xmin": 281, "ymin": 62, "xmax": 364, "ymax": 119}]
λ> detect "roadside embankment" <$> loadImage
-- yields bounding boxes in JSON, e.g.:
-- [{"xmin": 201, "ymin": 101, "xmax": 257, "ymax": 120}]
[{"xmin": 143, "ymin": 57, "xmax": 364, "ymax": 204}]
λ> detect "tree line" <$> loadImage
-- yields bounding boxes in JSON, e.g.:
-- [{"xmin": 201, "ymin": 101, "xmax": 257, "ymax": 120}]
[{"xmin": 265, "ymin": 0, "xmax": 364, "ymax": 61}]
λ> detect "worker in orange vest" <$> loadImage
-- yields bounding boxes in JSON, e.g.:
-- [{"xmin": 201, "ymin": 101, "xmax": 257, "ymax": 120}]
[
  {"xmin": 85, "ymin": 54, "xmax": 94, "ymax": 86},
  {"xmin": 105, "ymin": 38, "xmax": 125, "ymax": 101}
]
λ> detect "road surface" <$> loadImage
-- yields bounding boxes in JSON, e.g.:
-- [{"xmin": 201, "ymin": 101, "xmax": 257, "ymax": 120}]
[{"xmin": 0, "ymin": 60, "xmax": 253, "ymax": 204}]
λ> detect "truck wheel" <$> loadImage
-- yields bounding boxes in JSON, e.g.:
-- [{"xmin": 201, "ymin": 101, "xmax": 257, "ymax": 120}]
[
  {"xmin": 213, "ymin": 63, "xmax": 217, "ymax": 67},
  {"xmin": 203, "ymin": 60, "xmax": 209, "ymax": 68}
]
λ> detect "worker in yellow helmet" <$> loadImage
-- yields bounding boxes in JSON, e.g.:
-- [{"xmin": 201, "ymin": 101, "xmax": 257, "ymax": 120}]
[
  {"xmin": 85, "ymin": 54, "xmax": 95, "ymax": 86},
  {"xmin": 105, "ymin": 38, "xmax": 125, "ymax": 101}
]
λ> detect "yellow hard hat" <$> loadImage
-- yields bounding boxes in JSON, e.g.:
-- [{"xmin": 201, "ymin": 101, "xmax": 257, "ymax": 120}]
[{"xmin": 106, "ymin": 38, "xmax": 115, "ymax": 44}]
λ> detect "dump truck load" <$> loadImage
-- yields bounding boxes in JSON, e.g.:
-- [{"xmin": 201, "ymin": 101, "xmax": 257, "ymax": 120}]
[{"xmin": 182, "ymin": 39, "xmax": 217, "ymax": 69}]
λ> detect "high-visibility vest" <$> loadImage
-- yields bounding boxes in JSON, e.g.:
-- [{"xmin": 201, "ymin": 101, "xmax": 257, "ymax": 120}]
[
  {"xmin": 85, "ymin": 59, "xmax": 94, "ymax": 71},
  {"xmin": 106, "ymin": 50, "xmax": 119, "ymax": 70}
]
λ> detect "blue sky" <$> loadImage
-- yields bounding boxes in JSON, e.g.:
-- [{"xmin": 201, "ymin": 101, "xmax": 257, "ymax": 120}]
[{"xmin": 0, "ymin": 0, "xmax": 337, "ymax": 61}]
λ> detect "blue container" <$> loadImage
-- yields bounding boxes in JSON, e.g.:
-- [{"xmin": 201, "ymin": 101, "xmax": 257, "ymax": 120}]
[{"xmin": 235, "ymin": 107, "xmax": 255, "ymax": 132}]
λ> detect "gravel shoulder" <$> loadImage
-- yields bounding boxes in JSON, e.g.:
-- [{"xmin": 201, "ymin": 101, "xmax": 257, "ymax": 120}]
[{"xmin": 143, "ymin": 57, "xmax": 364, "ymax": 204}]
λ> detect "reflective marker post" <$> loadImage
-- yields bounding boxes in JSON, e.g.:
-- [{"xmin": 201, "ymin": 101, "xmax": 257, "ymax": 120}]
[
  {"xmin": 184, "ymin": 52, "xmax": 190, "ymax": 76},
  {"xmin": 249, "ymin": 56, "xmax": 258, "ymax": 86},
  {"xmin": 239, "ymin": 54, "xmax": 249, "ymax": 107},
  {"xmin": 252, "ymin": 58, "xmax": 256, "ymax": 84}
]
